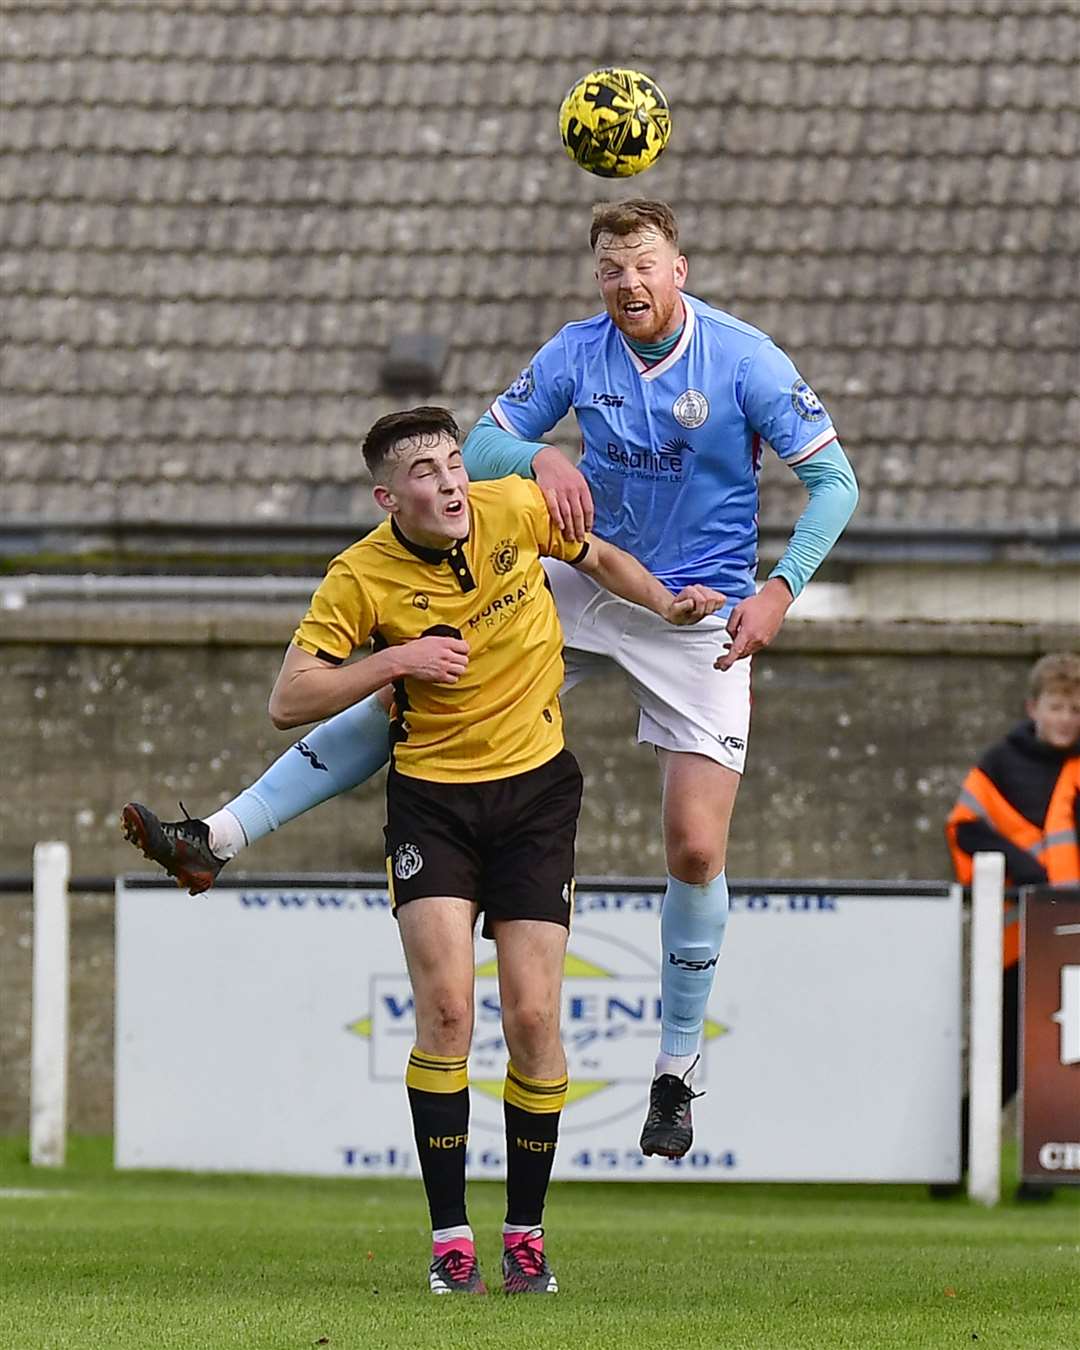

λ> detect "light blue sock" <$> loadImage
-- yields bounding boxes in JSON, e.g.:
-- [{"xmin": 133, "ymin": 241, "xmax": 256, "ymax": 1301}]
[
  {"xmin": 221, "ymin": 695, "xmax": 391, "ymax": 845},
  {"xmin": 659, "ymin": 871, "xmax": 730, "ymax": 1057}
]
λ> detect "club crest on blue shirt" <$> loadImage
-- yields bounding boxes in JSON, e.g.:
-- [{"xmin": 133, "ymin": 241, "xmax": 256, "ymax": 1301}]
[
  {"xmin": 673, "ymin": 389, "xmax": 709, "ymax": 428},
  {"xmin": 790, "ymin": 379, "xmax": 827, "ymax": 422},
  {"xmin": 503, "ymin": 365, "xmax": 535, "ymax": 404}
]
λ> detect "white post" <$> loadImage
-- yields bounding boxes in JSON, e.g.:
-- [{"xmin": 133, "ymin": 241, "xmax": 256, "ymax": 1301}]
[
  {"xmin": 968, "ymin": 851, "xmax": 1005, "ymax": 1205},
  {"xmin": 30, "ymin": 841, "xmax": 71, "ymax": 1166}
]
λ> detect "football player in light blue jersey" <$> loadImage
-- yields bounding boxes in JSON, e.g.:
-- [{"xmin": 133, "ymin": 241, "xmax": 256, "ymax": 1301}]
[
  {"xmin": 461, "ymin": 199, "xmax": 857, "ymax": 1157},
  {"xmin": 485, "ymin": 284, "xmax": 838, "ymax": 606},
  {"xmin": 120, "ymin": 200, "xmax": 857, "ymax": 1161}
]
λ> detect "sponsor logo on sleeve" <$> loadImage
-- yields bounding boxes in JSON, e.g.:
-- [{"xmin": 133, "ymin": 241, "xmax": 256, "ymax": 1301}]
[
  {"xmin": 502, "ymin": 366, "xmax": 535, "ymax": 405},
  {"xmin": 790, "ymin": 379, "xmax": 827, "ymax": 422}
]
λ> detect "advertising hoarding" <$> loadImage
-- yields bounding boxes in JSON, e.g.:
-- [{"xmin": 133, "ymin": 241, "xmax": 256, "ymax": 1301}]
[
  {"xmin": 1020, "ymin": 887, "xmax": 1080, "ymax": 1184},
  {"xmin": 115, "ymin": 877, "xmax": 961, "ymax": 1182}
]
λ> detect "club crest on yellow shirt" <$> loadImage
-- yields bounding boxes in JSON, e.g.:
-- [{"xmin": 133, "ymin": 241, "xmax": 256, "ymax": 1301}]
[{"xmin": 490, "ymin": 539, "xmax": 519, "ymax": 576}]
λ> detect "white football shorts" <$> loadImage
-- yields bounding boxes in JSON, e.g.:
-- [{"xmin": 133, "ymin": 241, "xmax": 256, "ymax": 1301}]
[{"xmin": 544, "ymin": 559, "xmax": 752, "ymax": 774}]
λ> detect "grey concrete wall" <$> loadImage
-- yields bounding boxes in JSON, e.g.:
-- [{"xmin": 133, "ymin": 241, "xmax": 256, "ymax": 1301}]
[
  {"xmin": 0, "ymin": 634, "xmax": 1048, "ymax": 879},
  {"xmin": 0, "ymin": 633, "xmax": 1052, "ymax": 1132}
]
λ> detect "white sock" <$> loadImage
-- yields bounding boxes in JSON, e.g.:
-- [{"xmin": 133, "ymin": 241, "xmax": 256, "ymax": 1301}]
[
  {"xmin": 432, "ymin": 1224, "xmax": 473, "ymax": 1246},
  {"xmin": 204, "ymin": 807, "xmax": 247, "ymax": 860},
  {"xmin": 654, "ymin": 1050, "xmax": 698, "ymax": 1082},
  {"xmin": 502, "ymin": 1223, "xmax": 537, "ymax": 1236}
]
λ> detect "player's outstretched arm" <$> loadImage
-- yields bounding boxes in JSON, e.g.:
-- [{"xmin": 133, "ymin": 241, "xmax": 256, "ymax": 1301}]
[
  {"xmin": 268, "ymin": 637, "xmax": 468, "ymax": 730},
  {"xmin": 575, "ymin": 536, "xmax": 724, "ymax": 626},
  {"xmin": 461, "ymin": 410, "xmax": 594, "ymax": 543},
  {"xmin": 460, "ymin": 409, "xmax": 544, "ymax": 481}
]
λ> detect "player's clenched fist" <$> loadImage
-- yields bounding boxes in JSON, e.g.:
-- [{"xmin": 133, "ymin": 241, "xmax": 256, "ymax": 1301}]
[
  {"xmin": 664, "ymin": 585, "xmax": 726, "ymax": 626},
  {"xmin": 399, "ymin": 635, "xmax": 470, "ymax": 684}
]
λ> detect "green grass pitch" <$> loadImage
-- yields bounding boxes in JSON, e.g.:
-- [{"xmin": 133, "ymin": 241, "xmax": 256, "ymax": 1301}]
[{"xmin": 1, "ymin": 1138, "xmax": 1077, "ymax": 1350}]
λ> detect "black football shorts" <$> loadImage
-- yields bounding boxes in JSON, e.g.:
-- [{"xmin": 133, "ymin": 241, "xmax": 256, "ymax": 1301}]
[{"xmin": 384, "ymin": 748, "xmax": 583, "ymax": 938}]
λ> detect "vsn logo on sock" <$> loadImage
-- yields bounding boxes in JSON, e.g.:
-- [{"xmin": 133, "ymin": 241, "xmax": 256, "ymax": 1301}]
[{"xmin": 668, "ymin": 948, "xmax": 719, "ymax": 971}]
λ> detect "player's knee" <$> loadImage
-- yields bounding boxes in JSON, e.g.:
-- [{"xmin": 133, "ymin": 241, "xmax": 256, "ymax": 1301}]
[
  {"xmin": 666, "ymin": 837, "xmax": 723, "ymax": 884},
  {"xmin": 417, "ymin": 992, "xmax": 473, "ymax": 1054},
  {"xmin": 502, "ymin": 999, "xmax": 560, "ymax": 1062}
]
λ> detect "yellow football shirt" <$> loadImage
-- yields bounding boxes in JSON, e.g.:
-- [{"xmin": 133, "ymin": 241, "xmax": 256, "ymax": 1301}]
[{"xmin": 293, "ymin": 476, "xmax": 588, "ymax": 783}]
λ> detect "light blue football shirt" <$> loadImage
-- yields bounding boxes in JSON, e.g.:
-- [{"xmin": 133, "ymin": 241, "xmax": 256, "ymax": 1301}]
[{"xmin": 487, "ymin": 293, "xmax": 839, "ymax": 600}]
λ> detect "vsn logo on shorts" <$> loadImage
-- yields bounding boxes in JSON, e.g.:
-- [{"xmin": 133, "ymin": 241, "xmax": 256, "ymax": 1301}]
[{"xmin": 393, "ymin": 842, "xmax": 423, "ymax": 881}]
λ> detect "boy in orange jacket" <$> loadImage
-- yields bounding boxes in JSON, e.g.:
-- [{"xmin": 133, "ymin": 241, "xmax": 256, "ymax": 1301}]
[{"xmin": 946, "ymin": 651, "xmax": 1080, "ymax": 1106}]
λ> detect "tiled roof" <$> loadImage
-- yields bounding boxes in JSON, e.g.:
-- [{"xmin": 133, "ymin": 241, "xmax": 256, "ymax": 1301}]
[{"xmin": 2, "ymin": 0, "xmax": 1078, "ymax": 537}]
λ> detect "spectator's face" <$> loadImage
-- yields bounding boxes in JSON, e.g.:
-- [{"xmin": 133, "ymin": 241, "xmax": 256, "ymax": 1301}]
[
  {"xmin": 1027, "ymin": 687, "xmax": 1080, "ymax": 749},
  {"xmin": 594, "ymin": 229, "xmax": 687, "ymax": 344}
]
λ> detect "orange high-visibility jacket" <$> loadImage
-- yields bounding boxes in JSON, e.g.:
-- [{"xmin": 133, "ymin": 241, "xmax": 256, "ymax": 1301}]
[
  {"xmin": 946, "ymin": 756, "xmax": 1080, "ymax": 889},
  {"xmin": 946, "ymin": 726, "xmax": 1079, "ymax": 968}
]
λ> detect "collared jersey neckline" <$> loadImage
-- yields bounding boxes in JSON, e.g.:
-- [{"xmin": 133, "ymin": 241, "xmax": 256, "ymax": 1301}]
[
  {"xmin": 390, "ymin": 515, "xmax": 476, "ymax": 592},
  {"xmin": 625, "ymin": 319, "xmax": 685, "ymax": 363},
  {"xmin": 618, "ymin": 296, "xmax": 696, "ymax": 381}
]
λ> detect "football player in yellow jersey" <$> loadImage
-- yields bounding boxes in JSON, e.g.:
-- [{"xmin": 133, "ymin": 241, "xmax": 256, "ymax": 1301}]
[{"xmin": 267, "ymin": 406, "xmax": 724, "ymax": 1295}]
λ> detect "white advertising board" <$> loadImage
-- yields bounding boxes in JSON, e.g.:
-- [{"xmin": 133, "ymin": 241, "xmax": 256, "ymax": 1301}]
[{"xmin": 115, "ymin": 878, "xmax": 961, "ymax": 1182}]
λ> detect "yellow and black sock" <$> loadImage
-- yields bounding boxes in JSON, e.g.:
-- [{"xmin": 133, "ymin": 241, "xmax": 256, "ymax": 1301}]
[
  {"xmin": 406, "ymin": 1047, "xmax": 470, "ymax": 1230},
  {"xmin": 503, "ymin": 1061, "xmax": 567, "ymax": 1227}
]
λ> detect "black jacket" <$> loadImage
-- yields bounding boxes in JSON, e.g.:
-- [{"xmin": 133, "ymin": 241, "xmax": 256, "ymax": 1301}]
[{"xmin": 953, "ymin": 720, "xmax": 1080, "ymax": 886}]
